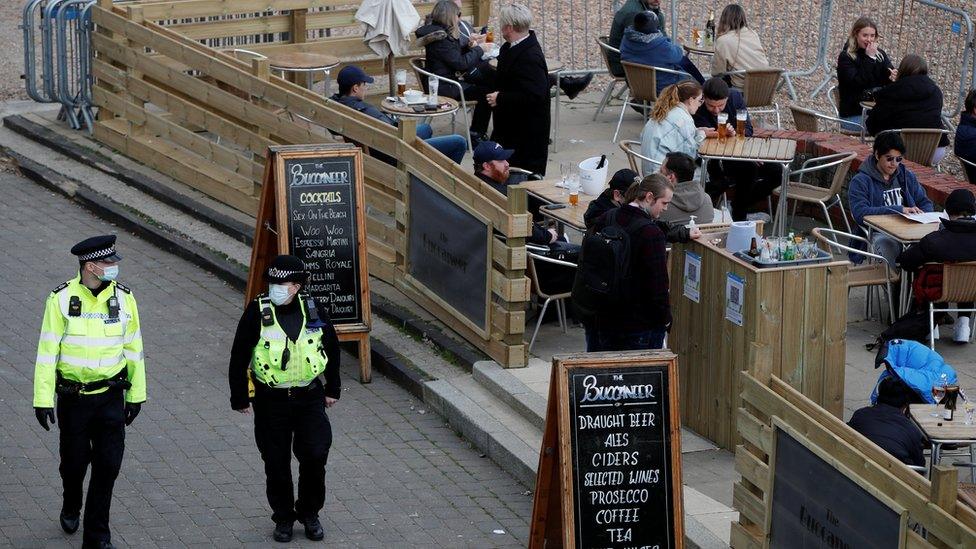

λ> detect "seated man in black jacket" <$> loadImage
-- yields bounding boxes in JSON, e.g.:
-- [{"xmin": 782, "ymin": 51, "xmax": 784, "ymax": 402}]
[
  {"xmin": 898, "ymin": 188, "xmax": 976, "ymax": 343},
  {"xmin": 848, "ymin": 376, "xmax": 926, "ymax": 468},
  {"xmin": 693, "ymin": 78, "xmax": 781, "ymax": 221},
  {"xmin": 329, "ymin": 66, "xmax": 467, "ymax": 164}
]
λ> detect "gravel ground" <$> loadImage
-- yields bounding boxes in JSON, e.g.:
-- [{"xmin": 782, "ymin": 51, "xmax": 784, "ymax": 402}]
[{"xmin": 1, "ymin": 1, "xmax": 27, "ymax": 101}]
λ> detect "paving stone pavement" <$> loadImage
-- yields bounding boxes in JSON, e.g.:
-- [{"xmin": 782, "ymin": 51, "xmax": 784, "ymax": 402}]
[{"xmin": 0, "ymin": 172, "xmax": 532, "ymax": 548}]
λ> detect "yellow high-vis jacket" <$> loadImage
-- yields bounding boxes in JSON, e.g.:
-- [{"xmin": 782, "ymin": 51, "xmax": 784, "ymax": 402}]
[{"xmin": 33, "ymin": 275, "xmax": 146, "ymax": 408}]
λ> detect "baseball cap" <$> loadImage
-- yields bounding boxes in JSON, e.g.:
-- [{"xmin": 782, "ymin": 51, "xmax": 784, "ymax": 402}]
[
  {"xmin": 336, "ymin": 65, "xmax": 374, "ymax": 88},
  {"xmin": 473, "ymin": 141, "xmax": 514, "ymax": 165},
  {"xmin": 608, "ymin": 168, "xmax": 639, "ymax": 192},
  {"xmin": 945, "ymin": 188, "xmax": 976, "ymax": 216}
]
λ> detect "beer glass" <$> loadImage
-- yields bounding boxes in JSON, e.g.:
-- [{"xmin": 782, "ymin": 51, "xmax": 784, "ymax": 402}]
[
  {"xmin": 717, "ymin": 112, "xmax": 728, "ymax": 140},
  {"xmin": 396, "ymin": 69, "xmax": 407, "ymax": 96},
  {"xmin": 736, "ymin": 111, "xmax": 747, "ymax": 139},
  {"xmin": 427, "ymin": 75, "xmax": 439, "ymax": 105}
]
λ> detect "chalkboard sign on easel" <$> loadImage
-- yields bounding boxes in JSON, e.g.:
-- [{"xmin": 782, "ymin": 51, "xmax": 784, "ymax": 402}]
[
  {"xmin": 246, "ymin": 143, "xmax": 372, "ymax": 382},
  {"xmin": 530, "ymin": 351, "xmax": 684, "ymax": 548}
]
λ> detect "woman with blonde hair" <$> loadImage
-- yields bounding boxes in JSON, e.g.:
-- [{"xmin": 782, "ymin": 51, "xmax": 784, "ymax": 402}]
[
  {"xmin": 836, "ymin": 16, "xmax": 896, "ymax": 130},
  {"xmin": 639, "ymin": 80, "xmax": 704, "ymax": 175},
  {"xmin": 711, "ymin": 4, "xmax": 769, "ymax": 89},
  {"xmin": 415, "ymin": 0, "xmax": 492, "ymax": 139}
]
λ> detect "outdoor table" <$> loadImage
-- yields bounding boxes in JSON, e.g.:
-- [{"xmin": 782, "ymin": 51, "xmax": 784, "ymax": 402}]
[
  {"xmin": 909, "ymin": 404, "xmax": 976, "ymax": 480},
  {"xmin": 266, "ymin": 52, "xmax": 341, "ymax": 96},
  {"xmin": 698, "ymin": 136, "xmax": 797, "ymax": 236},
  {"xmin": 515, "ymin": 178, "xmax": 594, "ymax": 233},
  {"xmin": 863, "ymin": 214, "xmax": 940, "ymax": 315},
  {"xmin": 380, "ymin": 96, "xmax": 459, "ymax": 119},
  {"xmin": 682, "ymin": 43, "xmax": 714, "ymax": 57}
]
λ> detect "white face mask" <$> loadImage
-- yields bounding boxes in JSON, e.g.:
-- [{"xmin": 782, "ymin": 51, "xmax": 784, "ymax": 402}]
[
  {"xmin": 268, "ymin": 283, "xmax": 293, "ymax": 306},
  {"xmin": 98, "ymin": 265, "xmax": 119, "ymax": 282}
]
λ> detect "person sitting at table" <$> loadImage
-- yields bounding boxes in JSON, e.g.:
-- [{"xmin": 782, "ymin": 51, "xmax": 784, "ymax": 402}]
[
  {"xmin": 898, "ymin": 188, "xmax": 976, "ymax": 344},
  {"xmin": 711, "ymin": 4, "xmax": 770, "ymax": 90},
  {"xmin": 955, "ymin": 89, "xmax": 976, "ymax": 183},
  {"xmin": 848, "ymin": 132, "xmax": 934, "ymax": 267},
  {"xmin": 584, "ymin": 168, "xmax": 640, "ymax": 230},
  {"xmin": 658, "ymin": 152, "xmax": 714, "ymax": 226},
  {"xmin": 608, "ymin": 0, "xmax": 667, "ymax": 77},
  {"xmin": 329, "ymin": 66, "xmax": 467, "ymax": 164},
  {"xmin": 415, "ymin": 1, "xmax": 494, "ymax": 143},
  {"xmin": 692, "ymin": 77, "xmax": 780, "ymax": 222},
  {"xmin": 619, "ymin": 11, "xmax": 704, "ymax": 95},
  {"xmin": 640, "ymin": 80, "xmax": 703, "ymax": 175},
  {"xmin": 836, "ymin": 16, "xmax": 896, "ymax": 132},
  {"xmin": 866, "ymin": 55, "xmax": 949, "ymax": 165},
  {"xmin": 485, "ymin": 3, "xmax": 551, "ymax": 176},
  {"xmin": 848, "ymin": 375, "xmax": 926, "ymax": 468}
]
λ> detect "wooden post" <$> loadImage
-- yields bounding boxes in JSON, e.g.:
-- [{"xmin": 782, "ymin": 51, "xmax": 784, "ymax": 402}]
[
  {"xmin": 386, "ymin": 53, "xmax": 396, "ymax": 98},
  {"xmin": 475, "ymin": 0, "xmax": 492, "ymax": 27},
  {"xmin": 289, "ymin": 9, "xmax": 308, "ymax": 86},
  {"xmin": 94, "ymin": 0, "xmax": 117, "ymax": 122},
  {"xmin": 395, "ymin": 119, "xmax": 418, "ymax": 270},
  {"xmin": 124, "ymin": 5, "xmax": 145, "ymax": 135},
  {"xmin": 929, "ymin": 465, "xmax": 958, "ymax": 548},
  {"xmin": 502, "ymin": 185, "xmax": 529, "ymax": 367},
  {"xmin": 251, "ymin": 58, "xmax": 271, "ymax": 140}
]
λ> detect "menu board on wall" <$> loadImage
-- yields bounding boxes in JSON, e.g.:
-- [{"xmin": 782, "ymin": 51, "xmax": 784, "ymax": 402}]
[{"xmin": 530, "ymin": 351, "xmax": 684, "ymax": 549}]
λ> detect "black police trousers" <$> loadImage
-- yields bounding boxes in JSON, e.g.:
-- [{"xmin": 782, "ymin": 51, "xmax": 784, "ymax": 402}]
[
  {"xmin": 57, "ymin": 389, "xmax": 125, "ymax": 545},
  {"xmin": 253, "ymin": 383, "xmax": 333, "ymax": 524}
]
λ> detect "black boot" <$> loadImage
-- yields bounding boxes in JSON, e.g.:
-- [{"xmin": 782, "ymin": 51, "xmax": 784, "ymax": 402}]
[
  {"xmin": 301, "ymin": 516, "xmax": 325, "ymax": 541},
  {"xmin": 559, "ymin": 73, "xmax": 594, "ymax": 100},
  {"xmin": 59, "ymin": 510, "xmax": 80, "ymax": 534},
  {"xmin": 81, "ymin": 542, "xmax": 115, "ymax": 549},
  {"xmin": 273, "ymin": 521, "xmax": 294, "ymax": 543}
]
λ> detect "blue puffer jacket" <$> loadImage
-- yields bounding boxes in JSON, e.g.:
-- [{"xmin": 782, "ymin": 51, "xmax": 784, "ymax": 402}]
[
  {"xmin": 955, "ymin": 112, "xmax": 976, "ymax": 182},
  {"xmin": 871, "ymin": 339, "xmax": 957, "ymax": 405},
  {"xmin": 619, "ymin": 26, "xmax": 686, "ymax": 94}
]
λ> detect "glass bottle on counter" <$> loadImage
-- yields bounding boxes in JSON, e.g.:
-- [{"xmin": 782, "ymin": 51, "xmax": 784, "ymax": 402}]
[{"xmin": 705, "ymin": 11, "xmax": 716, "ymax": 46}]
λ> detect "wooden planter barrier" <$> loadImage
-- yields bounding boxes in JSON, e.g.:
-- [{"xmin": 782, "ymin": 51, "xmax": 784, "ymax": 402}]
[
  {"xmin": 668, "ymin": 231, "xmax": 848, "ymax": 450},
  {"xmin": 90, "ymin": 1, "xmax": 530, "ymax": 367},
  {"xmin": 733, "ymin": 363, "xmax": 976, "ymax": 548}
]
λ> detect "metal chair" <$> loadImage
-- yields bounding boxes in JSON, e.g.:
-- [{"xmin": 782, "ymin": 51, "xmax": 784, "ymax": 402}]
[
  {"xmin": 410, "ymin": 57, "xmax": 474, "ymax": 152},
  {"xmin": 525, "ymin": 247, "xmax": 577, "ymax": 352},
  {"xmin": 920, "ymin": 261, "xmax": 976, "ymax": 348},
  {"xmin": 959, "ymin": 156, "xmax": 976, "ymax": 183},
  {"xmin": 618, "ymin": 139, "xmax": 661, "ymax": 176},
  {"xmin": 594, "ymin": 36, "xmax": 628, "ymax": 121},
  {"xmin": 875, "ymin": 128, "xmax": 951, "ymax": 168},
  {"xmin": 789, "ymin": 104, "xmax": 863, "ymax": 137},
  {"xmin": 827, "ymin": 84, "xmax": 840, "ymax": 117},
  {"xmin": 812, "ymin": 228, "xmax": 899, "ymax": 323},
  {"xmin": 771, "ymin": 151, "xmax": 856, "ymax": 232},
  {"xmin": 614, "ymin": 61, "xmax": 692, "ymax": 142},
  {"xmin": 715, "ymin": 68, "xmax": 783, "ymax": 128}
]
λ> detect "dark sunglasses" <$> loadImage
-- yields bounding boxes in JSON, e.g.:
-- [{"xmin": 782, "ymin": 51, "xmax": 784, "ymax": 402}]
[{"xmin": 883, "ymin": 155, "xmax": 903, "ymax": 163}]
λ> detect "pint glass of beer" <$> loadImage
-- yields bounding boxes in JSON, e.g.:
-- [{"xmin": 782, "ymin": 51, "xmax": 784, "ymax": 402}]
[
  {"xmin": 396, "ymin": 69, "xmax": 407, "ymax": 96},
  {"xmin": 736, "ymin": 111, "xmax": 747, "ymax": 139},
  {"xmin": 717, "ymin": 112, "xmax": 729, "ymax": 140}
]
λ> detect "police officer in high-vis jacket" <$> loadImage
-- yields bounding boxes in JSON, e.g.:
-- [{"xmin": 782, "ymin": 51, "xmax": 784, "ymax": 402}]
[
  {"xmin": 33, "ymin": 235, "xmax": 146, "ymax": 549},
  {"xmin": 228, "ymin": 255, "xmax": 341, "ymax": 543}
]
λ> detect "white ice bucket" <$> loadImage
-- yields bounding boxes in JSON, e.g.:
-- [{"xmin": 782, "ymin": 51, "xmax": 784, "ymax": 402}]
[
  {"xmin": 578, "ymin": 156, "xmax": 609, "ymax": 196},
  {"xmin": 725, "ymin": 221, "xmax": 758, "ymax": 252}
]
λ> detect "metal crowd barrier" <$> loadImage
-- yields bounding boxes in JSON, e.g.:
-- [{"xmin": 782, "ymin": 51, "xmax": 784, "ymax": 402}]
[{"xmin": 22, "ymin": 0, "xmax": 96, "ymax": 132}]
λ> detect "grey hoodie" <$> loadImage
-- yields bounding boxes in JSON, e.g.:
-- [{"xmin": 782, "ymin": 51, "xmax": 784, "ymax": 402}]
[{"xmin": 658, "ymin": 180, "xmax": 714, "ymax": 226}]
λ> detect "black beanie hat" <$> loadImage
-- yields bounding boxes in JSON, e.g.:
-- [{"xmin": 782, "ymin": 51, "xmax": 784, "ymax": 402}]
[{"xmin": 609, "ymin": 168, "xmax": 640, "ymax": 192}]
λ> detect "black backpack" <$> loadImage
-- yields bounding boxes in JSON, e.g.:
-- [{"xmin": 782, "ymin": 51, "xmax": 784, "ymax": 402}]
[{"xmin": 572, "ymin": 209, "xmax": 652, "ymax": 317}]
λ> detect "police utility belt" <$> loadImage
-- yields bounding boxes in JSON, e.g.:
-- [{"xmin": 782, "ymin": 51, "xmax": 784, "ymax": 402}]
[{"xmin": 56, "ymin": 369, "xmax": 131, "ymax": 396}]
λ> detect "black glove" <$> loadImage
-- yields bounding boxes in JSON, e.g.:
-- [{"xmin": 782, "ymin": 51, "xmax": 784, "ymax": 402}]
[
  {"xmin": 124, "ymin": 402, "xmax": 141, "ymax": 426},
  {"xmin": 35, "ymin": 407, "xmax": 55, "ymax": 431}
]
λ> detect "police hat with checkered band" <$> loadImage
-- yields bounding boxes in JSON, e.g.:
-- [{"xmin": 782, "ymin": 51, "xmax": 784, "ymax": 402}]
[
  {"xmin": 70, "ymin": 235, "xmax": 123, "ymax": 263},
  {"xmin": 266, "ymin": 254, "xmax": 309, "ymax": 283}
]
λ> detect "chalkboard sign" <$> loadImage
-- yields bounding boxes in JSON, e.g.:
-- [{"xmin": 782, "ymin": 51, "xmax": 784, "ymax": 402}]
[
  {"xmin": 406, "ymin": 174, "xmax": 490, "ymax": 336},
  {"xmin": 282, "ymin": 155, "xmax": 362, "ymax": 324},
  {"xmin": 768, "ymin": 423, "xmax": 906, "ymax": 549},
  {"xmin": 530, "ymin": 351, "xmax": 684, "ymax": 549},
  {"xmin": 246, "ymin": 144, "xmax": 372, "ymax": 382}
]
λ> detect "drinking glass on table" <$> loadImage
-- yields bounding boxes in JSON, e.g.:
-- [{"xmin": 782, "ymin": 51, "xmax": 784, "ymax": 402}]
[
  {"xmin": 559, "ymin": 162, "xmax": 571, "ymax": 195},
  {"xmin": 736, "ymin": 111, "xmax": 747, "ymax": 139},
  {"xmin": 569, "ymin": 177, "xmax": 580, "ymax": 206},
  {"xmin": 966, "ymin": 400, "xmax": 975, "ymax": 425},
  {"xmin": 717, "ymin": 112, "xmax": 729, "ymax": 140},
  {"xmin": 396, "ymin": 69, "xmax": 407, "ymax": 96},
  {"xmin": 932, "ymin": 373, "xmax": 949, "ymax": 416}
]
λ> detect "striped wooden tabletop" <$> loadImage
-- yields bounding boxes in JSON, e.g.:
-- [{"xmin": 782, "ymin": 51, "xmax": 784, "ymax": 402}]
[{"xmin": 698, "ymin": 136, "xmax": 796, "ymax": 161}]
